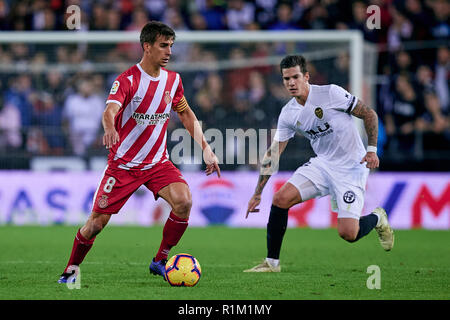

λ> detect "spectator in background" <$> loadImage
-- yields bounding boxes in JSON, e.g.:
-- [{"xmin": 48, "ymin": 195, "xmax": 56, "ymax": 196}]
[
  {"xmin": 31, "ymin": 0, "xmax": 57, "ymax": 31},
  {"xmin": 387, "ymin": 6, "xmax": 413, "ymax": 51},
  {"xmin": 404, "ymin": 0, "xmax": 433, "ymax": 41},
  {"xmin": 248, "ymin": 70, "xmax": 271, "ymax": 128},
  {"xmin": 105, "ymin": 7, "xmax": 123, "ymax": 31},
  {"xmin": 194, "ymin": 89, "xmax": 226, "ymax": 130},
  {"xmin": 429, "ymin": 0, "xmax": 450, "ymax": 40},
  {"xmin": 143, "ymin": 0, "xmax": 167, "ymax": 21},
  {"xmin": 89, "ymin": 2, "xmax": 108, "ymax": 31},
  {"xmin": 189, "ymin": 11, "xmax": 208, "ymax": 30},
  {"xmin": 415, "ymin": 64, "xmax": 435, "ymax": 94},
  {"xmin": 298, "ymin": 1, "xmax": 330, "ymax": 30},
  {"xmin": 0, "ymin": 0, "xmax": 9, "ymax": 30},
  {"xmin": 44, "ymin": 68, "xmax": 66, "ymax": 107},
  {"xmin": 0, "ymin": 93, "xmax": 22, "ymax": 150},
  {"xmin": 254, "ymin": 0, "xmax": 277, "ymax": 29},
  {"xmin": 416, "ymin": 92, "xmax": 449, "ymax": 151},
  {"xmin": 200, "ymin": 0, "xmax": 226, "ymax": 30},
  {"xmin": 392, "ymin": 50, "xmax": 414, "ymax": 77},
  {"xmin": 434, "ymin": 46, "xmax": 449, "ymax": 113},
  {"xmin": 225, "ymin": 47, "xmax": 253, "ymax": 100},
  {"xmin": 9, "ymin": 0, "xmax": 31, "ymax": 30},
  {"xmin": 348, "ymin": 1, "xmax": 378, "ymax": 42},
  {"xmin": 163, "ymin": 6, "xmax": 188, "ymax": 31},
  {"xmin": 4, "ymin": 75, "xmax": 33, "ymax": 145},
  {"xmin": 384, "ymin": 74, "xmax": 424, "ymax": 152},
  {"xmin": 268, "ymin": 2, "xmax": 299, "ymax": 30},
  {"xmin": 226, "ymin": 0, "xmax": 255, "ymax": 30},
  {"xmin": 63, "ymin": 78, "xmax": 104, "ymax": 156},
  {"xmin": 118, "ymin": 9, "xmax": 149, "ymax": 61},
  {"xmin": 329, "ymin": 51, "xmax": 350, "ymax": 90},
  {"xmin": 28, "ymin": 92, "xmax": 64, "ymax": 155}
]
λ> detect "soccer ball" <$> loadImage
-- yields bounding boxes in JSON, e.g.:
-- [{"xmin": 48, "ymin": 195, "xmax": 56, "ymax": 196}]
[{"xmin": 165, "ymin": 253, "xmax": 202, "ymax": 287}]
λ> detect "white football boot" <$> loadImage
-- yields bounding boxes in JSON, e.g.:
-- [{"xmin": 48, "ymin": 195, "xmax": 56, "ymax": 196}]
[
  {"xmin": 373, "ymin": 207, "xmax": 394, "ymax": 251},
  {"xmin": 243, "ymin": 258, "xmax": 281, "ymax": 272}
]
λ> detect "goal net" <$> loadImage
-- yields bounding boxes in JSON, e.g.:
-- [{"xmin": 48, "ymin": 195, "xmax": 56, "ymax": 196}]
[{"xmin": 0, "ymin": 30, "xmax": 377, "ymax": 171}]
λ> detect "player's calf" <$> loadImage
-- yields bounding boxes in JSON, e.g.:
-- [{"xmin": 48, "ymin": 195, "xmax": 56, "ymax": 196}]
[{"xmin": 81, "ymin": 212, "xmax": 111, "ymax": 239}]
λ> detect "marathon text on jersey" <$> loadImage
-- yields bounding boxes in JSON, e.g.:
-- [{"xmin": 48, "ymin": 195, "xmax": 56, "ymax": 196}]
[{"xmin": 132, "ymin": 112, "xmax": 170, "ymax": 126}]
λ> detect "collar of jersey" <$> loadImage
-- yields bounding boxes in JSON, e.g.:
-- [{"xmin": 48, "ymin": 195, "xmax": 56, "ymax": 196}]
[{"xmin": 136, "ymin": 63, "xmax": 162, "ymax": 81}]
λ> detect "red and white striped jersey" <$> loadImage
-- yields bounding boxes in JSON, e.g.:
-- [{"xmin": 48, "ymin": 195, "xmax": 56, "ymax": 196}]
[{"xmin": 106, "ymin": 63, "xmax": 186, "ymax": 170}]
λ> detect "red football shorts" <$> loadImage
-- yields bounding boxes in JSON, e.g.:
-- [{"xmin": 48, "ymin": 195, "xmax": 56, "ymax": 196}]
[{"xmin": 92, "ymin": 160, "xmax": 187, "ymax": 214}]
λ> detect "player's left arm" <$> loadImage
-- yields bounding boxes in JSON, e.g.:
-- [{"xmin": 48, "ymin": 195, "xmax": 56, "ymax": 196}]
[
  {"xmin": 351, "ymin": 100, "xmax": 380, "ymax": 169},
  {"xmin": 176, "ymin": 97, "xmax": 221, "ymax": 177}
]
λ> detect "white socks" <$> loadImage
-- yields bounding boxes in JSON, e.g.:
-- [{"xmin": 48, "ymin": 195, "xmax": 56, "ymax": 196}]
[{"xmin": 266, "ymin": 257, "xmax": 280, "ymax": 267}]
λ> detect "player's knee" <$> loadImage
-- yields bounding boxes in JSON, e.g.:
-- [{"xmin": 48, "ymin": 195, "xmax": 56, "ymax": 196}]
[
  {"xmin": 172, "ymin": 197, "xmax": 192, "ymax": 218},
  {"xmin": 272, "ymin": 192, "xmax": 291, "ymax": 209},
  {"xmin": 339, "ymin": 229, "xmax": 358, "ymax": 242}
]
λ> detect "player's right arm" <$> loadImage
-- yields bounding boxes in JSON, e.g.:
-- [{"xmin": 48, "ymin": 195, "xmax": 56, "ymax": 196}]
[
  {"xmin": 102, "ymin": 102, "xmax": 120, "ymax": 149},
  {"xmin": 246, "ymin": 139, "xmax": 289, "ymax": 218}
]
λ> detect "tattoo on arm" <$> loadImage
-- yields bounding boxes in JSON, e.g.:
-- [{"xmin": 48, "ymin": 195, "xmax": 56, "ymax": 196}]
[
  {"xmin": 255, "ymin": 142, "xmax": 281, "ymax": 195},
  {"xmin": 351, "ymin": 100, "xmax": 378, "ymax": 147}
]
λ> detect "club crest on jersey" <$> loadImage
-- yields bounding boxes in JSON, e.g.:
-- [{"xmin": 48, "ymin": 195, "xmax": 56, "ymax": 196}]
[
  {"xmin": 314, "ymin": 107, "xmax": 323, "ymax": 119},
  {"xmin": 98, "ymin": 195, "xmax": 109, "ymax": 209},
  {"xmin": 343, "ymin": 191, "xmax": 356, "ymax": 204},
  {"xmin": 110, "ymin": 81, "xmax": 120, "ymax": 94},
  {"xmin": 164, "ymin": 91, "xmax": 172, "ymax": 104}
]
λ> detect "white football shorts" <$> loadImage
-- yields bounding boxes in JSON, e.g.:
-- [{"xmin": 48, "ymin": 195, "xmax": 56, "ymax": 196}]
[{"xmin": 287, "ymin": 157, "xmax": 369, "ymax": 220}]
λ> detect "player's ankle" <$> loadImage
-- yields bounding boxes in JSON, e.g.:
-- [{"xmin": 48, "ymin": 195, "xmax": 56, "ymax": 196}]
[{"xmin": 266, "ymin": 257, "xmax": 280, "ymax": 267}]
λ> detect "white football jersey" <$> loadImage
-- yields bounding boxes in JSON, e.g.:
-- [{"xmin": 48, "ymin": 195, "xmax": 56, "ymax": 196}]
[{"xmin": 274, "ymin": 84, "xmax": 366, "ymax": 170}]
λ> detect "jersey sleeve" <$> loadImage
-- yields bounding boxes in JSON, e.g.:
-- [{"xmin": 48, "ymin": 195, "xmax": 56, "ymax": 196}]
[
  {"xmin": 328, "ymin": 84, "xmax": 358, "ymax": 114},
  {"xmin": 172, "ymin": 74, "xmax": 187, "ymax": 112},
  {"xmin": 273, "ymin": 110, "xmax": 295, "ymax": 142},
  {"xmin": 106, "ymin": 75, "xmax": 131, "ymax": 108}
]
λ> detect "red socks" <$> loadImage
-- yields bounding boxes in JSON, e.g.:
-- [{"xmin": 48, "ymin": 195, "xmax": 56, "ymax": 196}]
[
  {"xmin": 63, "ymin": 212, "xmax": 188, "ymax": 271},
  {"xmin": 64, "ymin": 229, "xmax": 95, "ymax": 272},
  {"xmin": 155, "ymin": 212, "xmax": 189, "ymax": 261}
]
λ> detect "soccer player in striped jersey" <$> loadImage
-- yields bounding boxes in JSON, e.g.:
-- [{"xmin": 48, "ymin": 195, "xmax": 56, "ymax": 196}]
[
  {"xmin": 59, "ymin": 21, "xmax": 220, "ymax": 283},
  {"xmin": 244, "ymin": 55, "xmax": 394, "ymax": 273}
]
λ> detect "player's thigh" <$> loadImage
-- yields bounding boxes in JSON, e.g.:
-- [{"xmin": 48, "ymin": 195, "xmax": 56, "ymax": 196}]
[
  {"xmin": 278, "ymin": 171, "xmax": 324, "ymax": 209},
  {"xmin": 272, "ymin": 182, "xmax": 303, "ymax": 209},
  {"xmin": 157, "ymin": 182, "xmax": 192, "ymax": 217},
  {"xmin": 92, "ymin": 166, "xmax": 142, "ymax": 214}
]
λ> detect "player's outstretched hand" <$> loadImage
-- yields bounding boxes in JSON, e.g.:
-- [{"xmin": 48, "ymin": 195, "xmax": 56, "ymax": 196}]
[
  {"xmin": 103, "ymin": 128, "xmax": 120, "ymax": 149},
  {"xmin": 360, "ymin": 151, "xmax": 379, "ymax": 169},
  {"xmin": 246, "ymin": 194, "xmax": 261, "ymax": 219},
  {"xmin": 203, "ymin": 145, "xmax": 221, "ymax": 177}
]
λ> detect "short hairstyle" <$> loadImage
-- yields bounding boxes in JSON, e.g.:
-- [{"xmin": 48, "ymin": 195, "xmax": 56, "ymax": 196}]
[
  {"xmin": 280, "ymin": 55, "xmax": 308, "ymax": 74},
  {"xmin": 140, "ymin": 21, "xmax": 176, "ymax": 49}
]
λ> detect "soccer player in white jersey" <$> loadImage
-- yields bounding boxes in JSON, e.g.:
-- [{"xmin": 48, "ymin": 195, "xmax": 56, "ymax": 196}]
[
  {"xmin": 58, "ymin": 21, "xmax": 220, "ymax": 283},
  {"xmin": 244, "ymin": 55, "xmax": 394, "ymax": 272}
]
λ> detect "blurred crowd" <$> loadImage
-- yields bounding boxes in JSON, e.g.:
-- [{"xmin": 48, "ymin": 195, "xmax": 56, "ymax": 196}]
[{"xmin": 0, "ymin": 0, "xmax": 448, "ymax": 170}]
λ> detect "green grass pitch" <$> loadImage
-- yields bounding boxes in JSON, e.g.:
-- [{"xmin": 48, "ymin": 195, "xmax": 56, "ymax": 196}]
[{"xmin": 0, "ymin": 226, "xmax": 449, "ymax": 300}]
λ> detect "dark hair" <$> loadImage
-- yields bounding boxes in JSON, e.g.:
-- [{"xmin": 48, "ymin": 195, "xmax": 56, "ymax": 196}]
[
  {"xmin": 280, "ymin": 55, "xmax": 308, "ymax": 74},
  {"xmin": 140, "ymin": 21, "xmax": 176, "ymax": 49}
]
